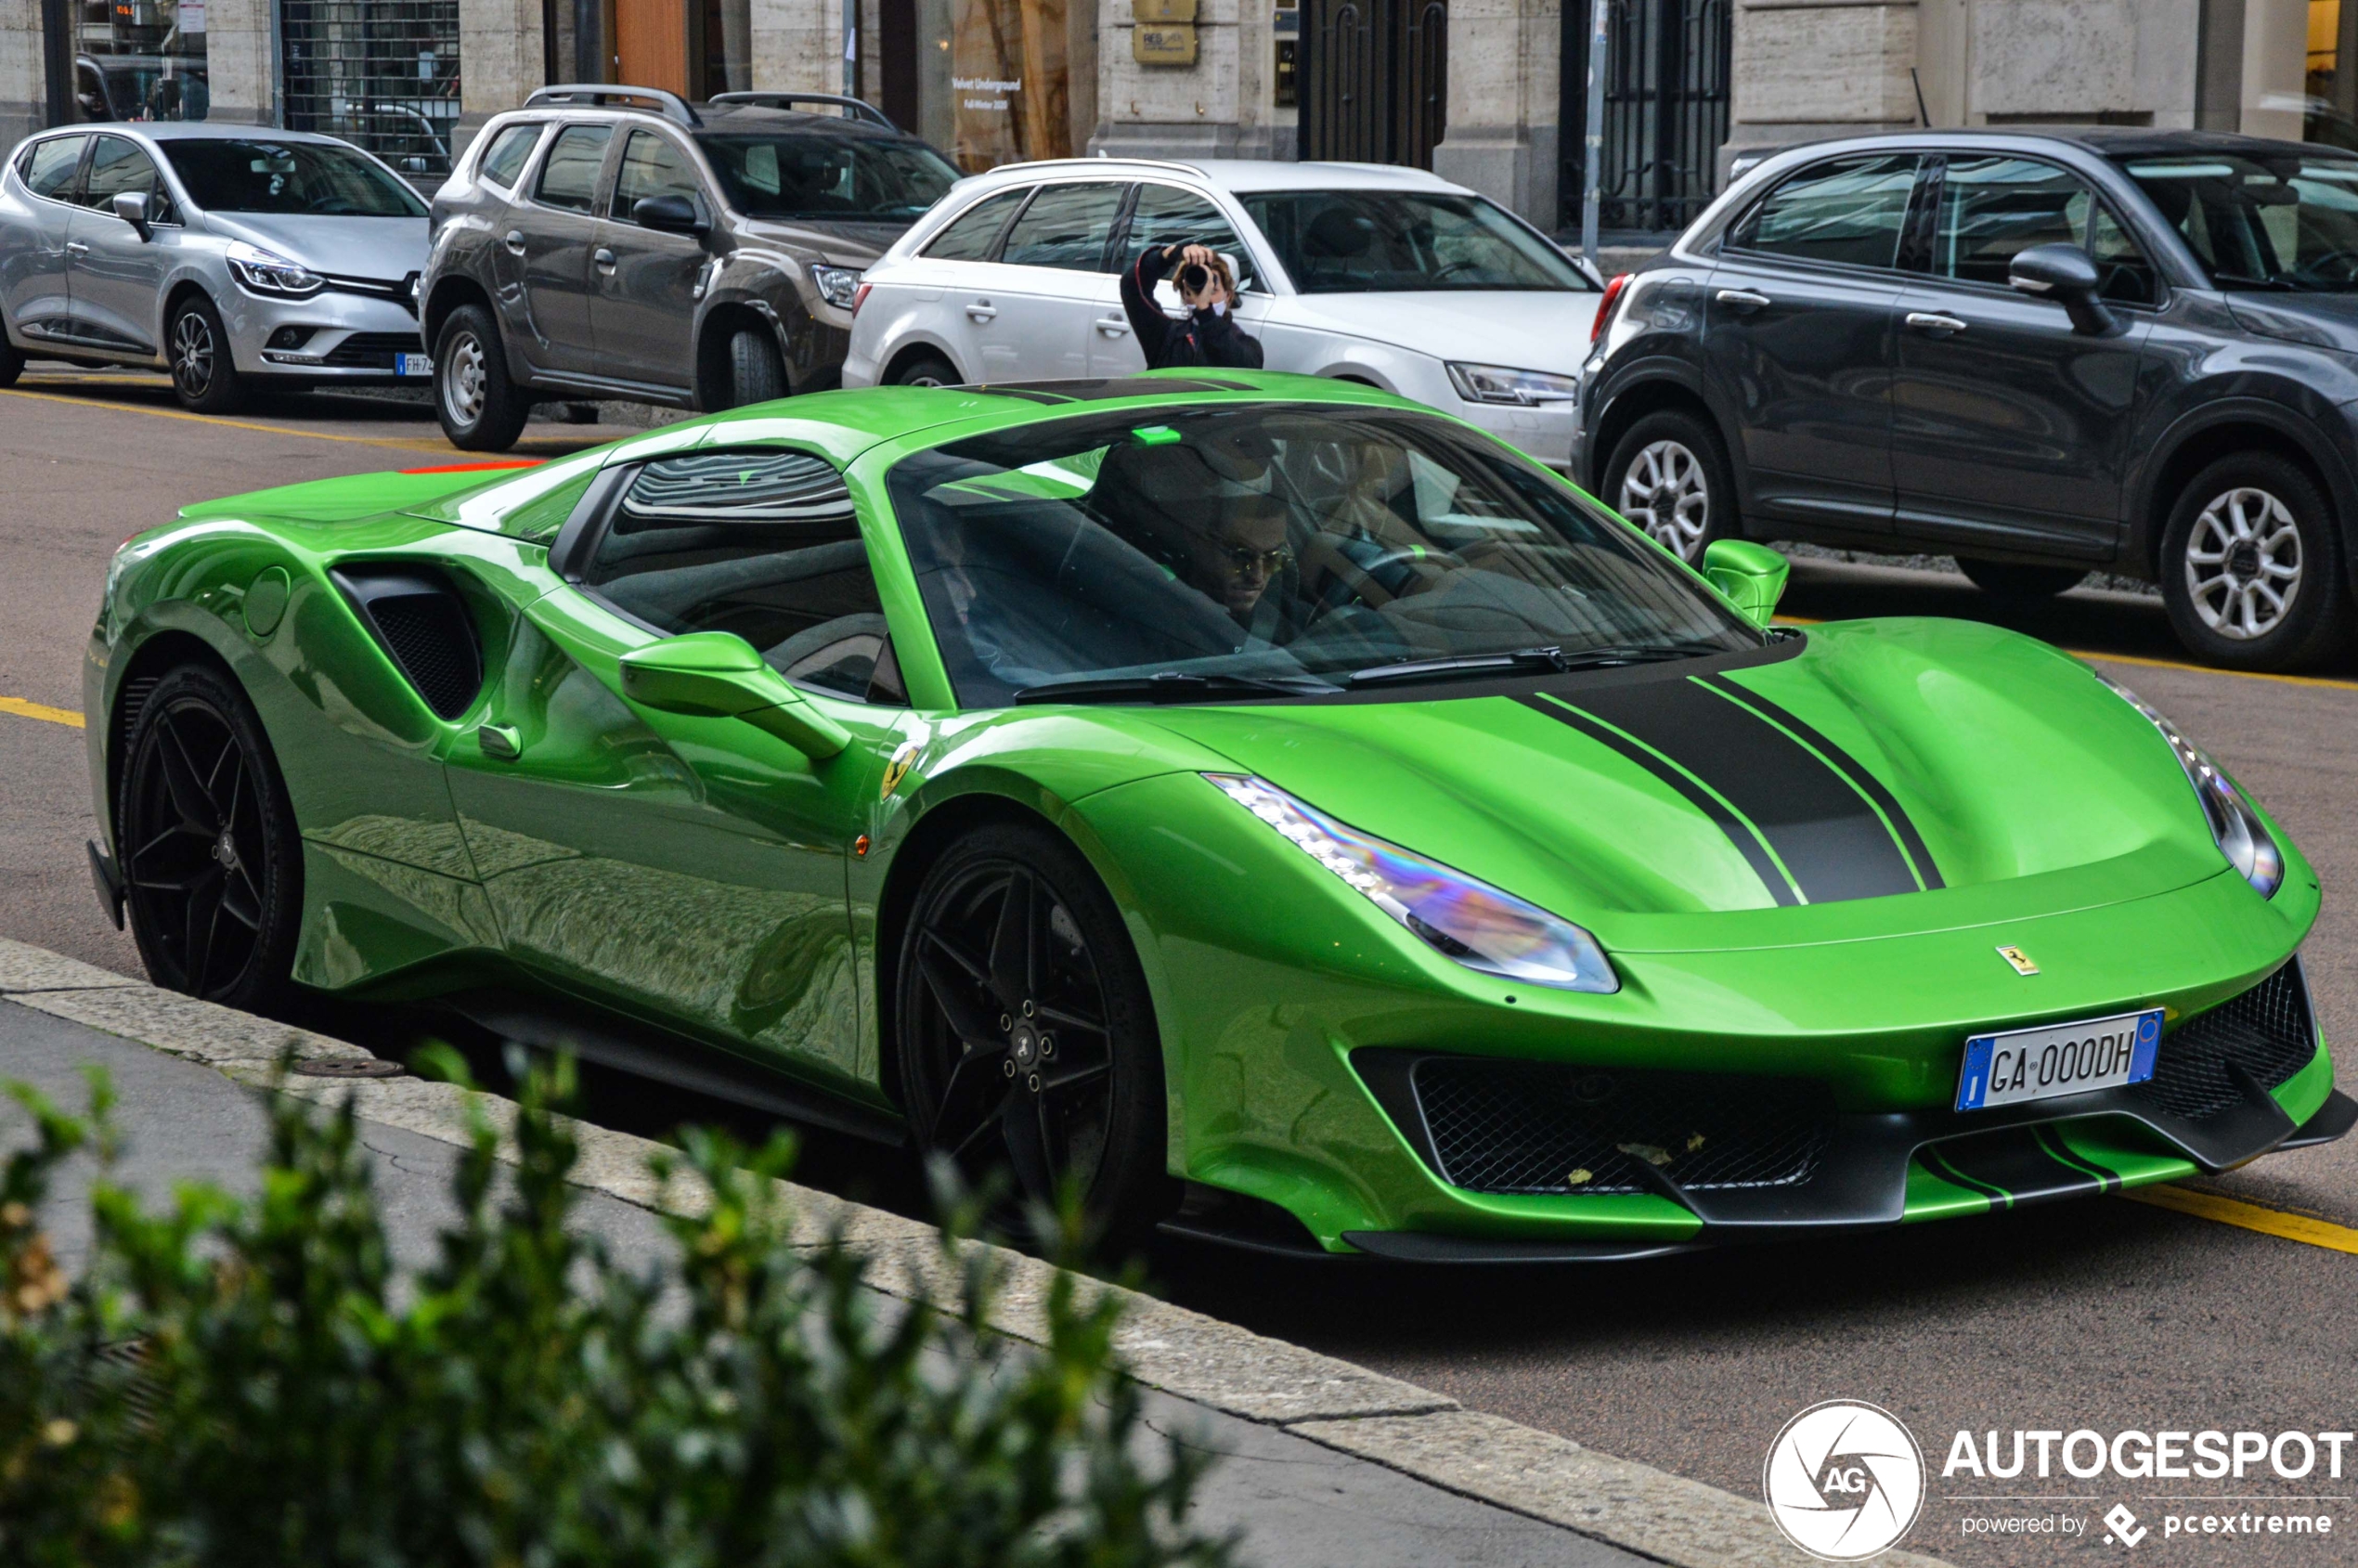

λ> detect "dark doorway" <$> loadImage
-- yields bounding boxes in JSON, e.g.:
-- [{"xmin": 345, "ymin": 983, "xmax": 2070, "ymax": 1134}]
[
  {"xmin": 1561, "ymin": 0, "xmax": 1730, "ymax": 235},
  {"xmin": 879, "ymin": 0, "xmax": 917, "ymax": 130},
  {"xmin": 1298, "ymin": 0, "xmax": 1446, "ymax": 168}
]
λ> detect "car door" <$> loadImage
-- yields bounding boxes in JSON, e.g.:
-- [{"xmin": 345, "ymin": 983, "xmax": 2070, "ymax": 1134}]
[
  {"xmin": 515, "ymin": 122, "xmax": 612, "ymax": 375},
  {"xmin": 2, "ymin": 135, "xmax": 90, "ymax": 346},
  {"xmin": 1702, "ymin": 151, "xmax": 1921, "ymax": 537},
  {"xmin": 1888, "ymin": 154, "xmax": 2157, "ymax": 563},
  {"xmin": 888, "ymin": 184, "xmax": 1031, "ymax": 380},
  {"xmin": 471, "ymin": 121, "xmax": 550, "ymax": 347},
  {"xmin": 978, "ymin": 180, "xmax": 1131, "ymax": 381},
  {"xmin": 592, "ymin": 127, "xmax": 712, "ymax": 391},
  {"xmin": 67, "ymin": 135, "xmax": 175, "ymax": 356},
  {"xmin": 443, "ymin": 446, "xmax": 905, "ymax": 1082},
  {"xmin": 1108, "ymin": 181, "xmax": 1263, "ymax": 375}
]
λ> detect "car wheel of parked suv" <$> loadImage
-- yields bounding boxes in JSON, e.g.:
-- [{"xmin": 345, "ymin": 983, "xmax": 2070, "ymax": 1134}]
[
  {"xmin": 2160, "ymin": 452, "xmax": 2352, "ymax": 672},
  {"xmin": 890, "ymin": 353, "xmax": 961, "ymax": 389},
  {"xmin": 168, "ymin": 295, "xmax": 245, "ymax": 414},
  {"xmin": 1604, "ymin": 410, "xmax": 1734, "ymax": 563},
  {"xmin": 1957, "ymin": 559, "xmax": 2088, "ymax": 601},
  {"xmin": 434, "ymin": 305, "xmax": 531, "ymax": 451},
  {"xmin": 728, "ymin": 326, "xmax": 785, "ymax": 408}
]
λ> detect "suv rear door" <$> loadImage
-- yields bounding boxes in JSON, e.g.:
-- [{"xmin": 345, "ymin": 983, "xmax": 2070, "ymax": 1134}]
[
  {"xmin": 1888, "ymin": 153, "xmax": 2157, "ymax": 563},
  {"xmin": 1703, "ymin": 151, "xmax": 1921, "ymax": 538}
]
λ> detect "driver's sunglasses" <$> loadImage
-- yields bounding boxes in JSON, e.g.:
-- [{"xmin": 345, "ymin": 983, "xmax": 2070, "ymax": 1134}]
[{"xmin": 1223, "ymin": 545, "xmax": 1295, "ymax": 577}]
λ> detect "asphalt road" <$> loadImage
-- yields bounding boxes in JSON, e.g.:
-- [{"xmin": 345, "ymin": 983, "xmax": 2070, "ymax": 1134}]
[{"xmin": 4, "ymin": 369, "xmax": 2354, "ymax": 1567}]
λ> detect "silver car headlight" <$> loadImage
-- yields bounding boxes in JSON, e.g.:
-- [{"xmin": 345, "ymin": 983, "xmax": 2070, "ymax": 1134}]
[
  {"xmin": 226, "ymin": 241, "xmax": 324, "ymax": 297},
  {"xmin": 1445, "ymin": 362, "xmax": 1580, "ymax": 408},
  {"xmin": 1207, "ymin": 774, "xmax": 1618, "ymax": 992},
  {"xmin": 810, "ymin": 264, "xmax": 862, "ymax": 309},
  {"xmin": 2096, "ymin": 672, "xmax": 2284, "ymax": 898}
]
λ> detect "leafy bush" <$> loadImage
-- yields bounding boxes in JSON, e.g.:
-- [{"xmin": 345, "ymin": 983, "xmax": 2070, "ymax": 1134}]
[{"xmin": 0, "ymin": 1059, "xmax": 1234, "ymax": 1568}]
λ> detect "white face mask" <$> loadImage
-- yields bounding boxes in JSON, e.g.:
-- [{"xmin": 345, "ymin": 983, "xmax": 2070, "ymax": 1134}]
[{"xmin": 1210, "ymin": 300, "xmax": 1227, "ymax": 317}]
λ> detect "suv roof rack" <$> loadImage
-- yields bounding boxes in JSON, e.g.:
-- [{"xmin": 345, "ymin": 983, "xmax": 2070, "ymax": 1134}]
[
  {"xmin": 1034, "ymin": 154, "xmax": 1208, "ymax": 177},
  {"xmin": 525, "ymin": 84, "xmax": 701, "ymax": 127},
  {"xmin": 706, "ymin": 91, "xmax": 897, "ymax": 130}
]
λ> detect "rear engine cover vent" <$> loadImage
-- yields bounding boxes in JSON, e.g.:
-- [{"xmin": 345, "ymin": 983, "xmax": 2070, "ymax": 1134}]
[{"xmin": 330, "ymin": 565, "xmax": 485, "ymax": 720}]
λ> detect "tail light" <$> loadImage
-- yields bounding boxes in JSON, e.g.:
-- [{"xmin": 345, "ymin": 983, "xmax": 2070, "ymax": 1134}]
[
  {"xmin": 851, "ymin": 282, "xmax": 872, "ymax": 316},
  {"xmin": 1590, "ymin": 273, "xmax": 1632, "ymax": 344}
]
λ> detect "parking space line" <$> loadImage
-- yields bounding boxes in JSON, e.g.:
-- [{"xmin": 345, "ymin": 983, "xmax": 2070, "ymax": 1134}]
[
  {"xmin": 2123, "ymin": 1184, "xmax": 2358, "ymax": 1254},
  {"xmin": 1, "ymin": 384, "xmax": 453, "ymax": 454},
  {"xmin": 0, "ymin": 697, "xmax": 84, "ymax": 729}
]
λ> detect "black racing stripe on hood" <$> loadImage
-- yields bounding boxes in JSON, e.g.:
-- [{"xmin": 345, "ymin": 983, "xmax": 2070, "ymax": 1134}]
[
  {"xmin": 1694, "ymin": 673, "xmax": 1946, "ymax": 891},
  {"xmin": 1921, "ymin": 1129, "xmax": 2110, "ymax": 1211},
  {"xmin": 1557, "ymin": 676, "xmax": 1923, "ymax": 904},
  {"xmin": 1518, "ymin": 695, "xmax": 1799, "ymax": 907}
]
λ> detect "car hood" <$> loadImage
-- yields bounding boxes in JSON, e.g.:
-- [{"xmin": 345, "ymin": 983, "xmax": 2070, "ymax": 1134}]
[
  {"xmin": 1264, "ymin": 290, "xmax": 1602, "ymax": 374},
  {"xmin": 2222, "ymin": 290, "xmax": 2358, "ymax": 352},
  {"xmin": 201, "ymin": 212, "xmax": 429, "ymax": 281},
  {"xmin": 735, "ymin": 216, "xmax": 906, "ymax": 265},
  {"xmin": 1134, "ymin": 618, "xmax": 2260, "ymax": 953}
]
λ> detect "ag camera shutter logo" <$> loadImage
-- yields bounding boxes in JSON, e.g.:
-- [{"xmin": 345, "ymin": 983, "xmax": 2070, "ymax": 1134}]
[{"xmin": 1764, "ymin": 1400, "xmax": 1926, "ymax": 1561}]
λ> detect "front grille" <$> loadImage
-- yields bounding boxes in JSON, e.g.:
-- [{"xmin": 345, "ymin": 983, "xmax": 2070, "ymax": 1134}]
[
  {"xmin": 1411, "ymin": 1058, "xmax": 1833, "ymax": 1195},
  {"xmin": 322, "ymin": 331, "xmax": 426, "ymax": 369},
  {"xmin": 2131, "ymin": 963, "xmax": 2318, "ymax": 1122}
]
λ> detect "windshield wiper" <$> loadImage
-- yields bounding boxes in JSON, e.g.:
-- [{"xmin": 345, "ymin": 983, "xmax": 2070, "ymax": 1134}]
[
  {"xmin": 1012, "ymin": 672, "xmax": 1339, "ymax": 706},
  {"xmin": 1344, "ymin": 642, "xmax": 1708, "ymax": 688}
]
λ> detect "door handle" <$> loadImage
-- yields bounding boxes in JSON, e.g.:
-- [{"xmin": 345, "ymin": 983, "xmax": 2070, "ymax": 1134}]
[
  {"xmin": 1095, "ymin": 316, "xmax": 1129, "ymax": 336},
  {"xmin": 477, "ymin": 724, "xmax": 522, "ymax": 761},
  {"xmin": 593, "ymin": 247, "xmax": 616, "ymax": 272},
  {"xmin": 1715, "ymin": 288, "xmax": 1770, "ymax": 311},
  {"xmin": 503, "ymin": 229, "xmax": 526, "ymax": 255},
  {"xmin": 65, "ymin": 240, "xmax": 88, "ymax": 256},
  {"xmin": 1905, "ymin": 311, "xmax": 1967, "ymax": 336},
  {"xmin": 965, "ymin": 299, "xmax": 997, "ymax": 321}
]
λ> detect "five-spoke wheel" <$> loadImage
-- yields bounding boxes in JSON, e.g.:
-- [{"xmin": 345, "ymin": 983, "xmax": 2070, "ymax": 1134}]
[{"xmin": 1603, "ymin": 408, "xmax": 1734, "ymax": 563}]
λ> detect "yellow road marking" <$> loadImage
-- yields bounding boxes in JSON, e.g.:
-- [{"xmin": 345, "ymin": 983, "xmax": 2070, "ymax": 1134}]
[
  {"xmin": 2124, "ymin": 1184, "xmax": 2358, "ymax": 1255},
  {"xmin": 0, "ymin": 383, "xmax": 452, "ymax": 454},
  {"xmin": 0, "ymin": 696, "xmax": 85, "ymax": 729}
]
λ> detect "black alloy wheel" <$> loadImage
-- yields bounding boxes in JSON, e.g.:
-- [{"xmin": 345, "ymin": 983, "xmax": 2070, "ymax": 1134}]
[
  {"xmin": 117, "ymin": 664, "xmax": 301, "ymax": 1010},
  {"xmin": 1956, "ymin": 558, "xmax": 2088, "ymax": 601},
  {"xmin": 168, "ymin": 294, "xmax": 245, "ymax": 413},
  {"xmin": 889, "ymin": 353, "xmax": 960, "ymax": 389},
  {"xmin": 896, "ymin": 823, "xmax": 1168, "ymax": 1240}
]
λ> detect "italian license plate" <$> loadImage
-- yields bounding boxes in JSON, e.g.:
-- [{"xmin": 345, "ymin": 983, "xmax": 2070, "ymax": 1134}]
[
  {"xmin": 1954, "ymin": 1008, "xmax": 2163, "ymax": 1111},
  {"xmin": 395, "ymin": 353, "xmax": 433, "ymax": 378}
]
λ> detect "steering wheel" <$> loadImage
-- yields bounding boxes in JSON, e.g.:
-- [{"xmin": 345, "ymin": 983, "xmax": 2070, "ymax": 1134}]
[{"xmin": 2300, "ymin": 248, "xmax": 2358, "ymax": 282}]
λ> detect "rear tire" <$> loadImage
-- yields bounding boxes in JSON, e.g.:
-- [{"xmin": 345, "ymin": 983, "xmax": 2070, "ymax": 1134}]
[
  {"xmin": 1956, "ymin": 558, "xmax": 2087, "ymax": 601},
  {"xmin": 434, "ymin": 304, "xmax": 530, "ymax": 451},
  {"xmin": 2159, "ymin": 451, "xmax": 2352, "ymax": 671},
  {"xmin": 167, "ymin": 294, "xmax": 245, "ymax": 413},
  {"xmin": 889, "ymin": 352, "xmax": 961, "ymax": 389},
  {"xmin": 1603, "ymin": 408, "xmax": 1737, "ymax": 563},
  {"xmin": 0, "ymin": 330, "xmax": 23, "ymax": 387},
  {"xmin": 726, "ymin": 324, "xmax": 786, "ymax": 408}
]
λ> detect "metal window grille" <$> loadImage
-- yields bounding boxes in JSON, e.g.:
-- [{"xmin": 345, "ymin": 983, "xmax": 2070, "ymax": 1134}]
[
  {"xmin": 280, "ymin": 0, "xmax": 461, "ymax": 179},
  {"xmin": 1561, "ymin": 0, "xmax": 1730, "ymax": 235},
  {"xmin": 1299, "ymin": 0, "xmax": 1447, "ymax": 171}
]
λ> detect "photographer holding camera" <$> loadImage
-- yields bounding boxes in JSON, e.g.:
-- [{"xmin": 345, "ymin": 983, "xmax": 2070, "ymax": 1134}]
[{"xmin": 1120, "ymin": 241, "xmax": 1264, "ymax": 370}]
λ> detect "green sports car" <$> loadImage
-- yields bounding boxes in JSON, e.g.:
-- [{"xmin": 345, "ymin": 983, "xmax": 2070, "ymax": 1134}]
[{"xmin": 84, "ymin": 371, "xmax": 2351, "ymax": 1258}]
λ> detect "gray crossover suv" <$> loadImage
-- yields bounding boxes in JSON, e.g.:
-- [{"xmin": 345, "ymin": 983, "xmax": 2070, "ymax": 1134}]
[
  {"xmin": 0, "ymin": 122, "xmax": 430, "ymax": 411},
  {"xmin": 421, "ymin": 86, "xmax": 958, "ymax": 449}
]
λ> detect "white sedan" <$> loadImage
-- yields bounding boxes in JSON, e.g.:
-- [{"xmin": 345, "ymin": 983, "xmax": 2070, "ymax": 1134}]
[{"xmin": 842, "ymin": 159, "xmax": 1602, "ymax": 470}]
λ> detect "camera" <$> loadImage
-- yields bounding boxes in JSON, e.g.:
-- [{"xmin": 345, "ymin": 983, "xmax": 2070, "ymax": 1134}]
[{"xmin": 1178, "ymin": 263, "xmax": 1210, "ymax": 293}]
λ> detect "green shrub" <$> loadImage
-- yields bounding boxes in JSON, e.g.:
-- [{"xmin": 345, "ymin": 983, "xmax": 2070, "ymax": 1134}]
[{"xmin": 0, "ymin": 1059, "xmax": 1235, "ymax": 1568}]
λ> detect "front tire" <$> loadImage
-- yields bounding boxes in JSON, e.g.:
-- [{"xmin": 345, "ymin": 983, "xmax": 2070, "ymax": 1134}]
[
  {"xmin": 167, "ymin": 294, "xmax": 244, "ymax": 413},
  {"xmin": 726, "ymin": 325, "xmax": 786, "ymax": 408},
  {"xmin": 2159, "ymin": 452, "xmax": 2352, "ymax": 671},
  {"xmin": 1957, "ymin": 558, "xmax": 2087, "ymax": 601},
  {"xmin": 117, "ymin": 663, "xmax": 302, "ymax": 1012},
  {"xmin": 1603, "ymin": 408, "xmax": 1736, "ymax": 563},
  {"xmin": 434, "ymin": 304, "xmax": 530, "ymax": 451},
  {"xmin": 895, "ymin": 822, "xmax": 1170, "ymax": 1243}
]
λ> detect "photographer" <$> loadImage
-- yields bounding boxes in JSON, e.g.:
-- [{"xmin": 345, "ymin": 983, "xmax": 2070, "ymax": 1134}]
[{"xmin": 1120, "ymin": 242, "xmax": 1264, "ymax": 370}]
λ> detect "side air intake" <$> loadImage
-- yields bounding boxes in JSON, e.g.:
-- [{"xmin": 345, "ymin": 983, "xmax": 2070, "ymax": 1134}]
[{"xmin": 330, "ymin": 565, "xmax": 485, "ymax": 720}]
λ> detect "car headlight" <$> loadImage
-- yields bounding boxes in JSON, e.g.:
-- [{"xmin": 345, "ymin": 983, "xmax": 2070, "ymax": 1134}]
[
  {"xmin": 810, "ymin": 264, "xmax": 862, "ymax": 309},
  {"xmin": 1445, "ymin": 362, "xmax": 1580, "ymax": 408},
  {"xmin": 226, "ymin": 241, "xmax": 324, "ymax": 296},
  {"xmin": 2096, "ymin": 672, "xmax": 2284, "ymax": 898},
  {"xmin": 1207, "ymin": 774, "xmax": 1618, "ymax": 992}
]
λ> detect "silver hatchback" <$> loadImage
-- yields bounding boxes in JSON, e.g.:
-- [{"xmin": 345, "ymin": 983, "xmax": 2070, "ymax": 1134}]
[{"xmin": 0, "ymin": 122, "xmax": 429, "ymax": 412}]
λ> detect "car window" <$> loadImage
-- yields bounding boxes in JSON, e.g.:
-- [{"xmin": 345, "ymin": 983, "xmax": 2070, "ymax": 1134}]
[
  {"xmin": 615, "ymin": 130, "xmax": 702, "ymax": 218},
  {"xmin": 925, "ymin": 187, "xmax": 1028, "ymax": 261},
  {"xmin": 1242, "ymin": 190, "xmax": 1592, "ymax": 292},
  {"xmin": 1126, "ymin": 184, "xmax": 1250, "ymax": 284},
  {"xmin": 1930, "ymin": 157, "xmax": 2089, "ymax": 285},
  {"xmin": 20, "ymin": 136, "xmax": 87, "ymax": 202},
  {"xmin": 2086, "ymin": 204, "xmax": 2157, "ymax": 305},
  {"xmin": 1730, "ymin": 153, "xmax": 1921, "ymax": 270},
  {"xmin": 698, "ymin": 133, "xmax": 956, "ymax": 221},
  {"xmin": 82, "ymin": 136, "xmax": 165, "ymax": 216},
  {"xmin": 998, "ymin": 182, "xmax": 1127, "ymax": 272},
  {"xmin": 583, "ymin": 449, "xmax": 901, "ymax": 704},
  {"xmin": 2115, "ymin": 151, "xmax": 2358, "ymax": 292},
  {"xmin": 161, "ymin": 138, "xmax": 426, "ymax": 216},
  {"xmin": 536, "ymin": 124, "xmax": 613, "ymax": 214},
  {"xmin": 477, "ymin": 123, "xmax": 542, "ymax": 189}
]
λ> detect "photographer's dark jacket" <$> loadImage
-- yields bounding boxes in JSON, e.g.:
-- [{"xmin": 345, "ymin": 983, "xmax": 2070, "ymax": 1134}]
[{"xmin": 1121, "ymin": 247, "xmax": 1265, "ymax": 370}]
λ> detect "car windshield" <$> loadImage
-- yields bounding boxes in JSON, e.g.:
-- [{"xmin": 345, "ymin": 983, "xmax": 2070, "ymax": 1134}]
[
  {"xmin": 1239, "ymin": 190, "xmax": 1594, "ymax": 293},
  {"xmin": 160, "ymin": 137, "xmax": 426, "ymax": 216},
  {"xmin": 2114, "ymin": 151, "xmax": 2358, "ymax": 292},
  {"xmin": 698, "ymin": 132, "xmax": 959, "ymax": 221},
  {"xmin": 887, "ymin": 405, "xmax": 1756, "ymax": 707}
]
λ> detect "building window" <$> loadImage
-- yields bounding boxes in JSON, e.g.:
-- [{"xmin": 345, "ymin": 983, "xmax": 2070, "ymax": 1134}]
[
  {"xmin": 281, "ymin": 0, "xmax": 461, "ymax": 181},
  {"xmin": 74, "ymin": 0, "xmax": 210, "ymax": 121}
]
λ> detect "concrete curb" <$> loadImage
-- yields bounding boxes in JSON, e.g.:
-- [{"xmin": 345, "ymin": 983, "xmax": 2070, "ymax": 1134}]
[{"xmin": 0, "ymin": 936, "xmax": 1951, "ymax": 1567}]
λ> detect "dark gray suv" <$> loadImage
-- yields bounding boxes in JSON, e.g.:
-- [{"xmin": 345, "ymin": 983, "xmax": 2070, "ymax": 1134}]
[
  {"xmin": 421, "ymin": 86, "xmax": 957, "ymax": 449},
  {"xmin": 1580, "ymin": 127, "xmax": 2358, "ymax": 672}
]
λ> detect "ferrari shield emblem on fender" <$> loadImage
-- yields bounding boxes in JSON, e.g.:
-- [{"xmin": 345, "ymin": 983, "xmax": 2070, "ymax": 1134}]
[
  {"xmin": 1996, "ymin": 945, "xmax": 2040, "ymax": 977},
  {"xmin": 880, "ymin": 741, "xmax": 919, "ymax": 800}
]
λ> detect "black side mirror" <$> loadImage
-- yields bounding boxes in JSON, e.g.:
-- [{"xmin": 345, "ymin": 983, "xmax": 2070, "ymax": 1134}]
[
  {"xmin": 632, "ymin": 195, "xmax": 705, "ymax": 235},
  {"xmin": 2009, "ymin": 242, "xmax": 2118, "ymax": 335},
  {"xmin": 110, "ymin": 189, "xmax": 153, "ymax": 240}
]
